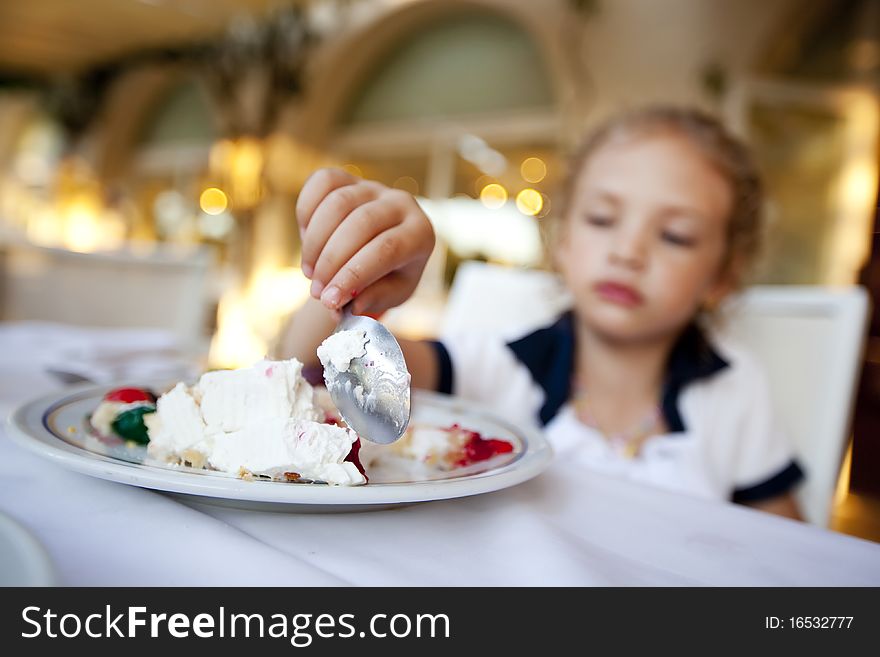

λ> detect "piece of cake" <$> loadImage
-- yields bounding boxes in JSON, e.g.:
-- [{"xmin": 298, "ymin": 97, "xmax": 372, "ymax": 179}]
[
  {"xmin": 143, "ymin": 358, "xmax": 366, "ymax": 485},
  {"xmin": 360, "ymin": 423, "xmax": 514, "ymax": 470}
]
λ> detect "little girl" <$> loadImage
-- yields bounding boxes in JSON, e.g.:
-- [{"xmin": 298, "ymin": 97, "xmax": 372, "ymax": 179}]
[{"xmin": 276, "ymin": 106, "xmax": 803, "ymax": 519}]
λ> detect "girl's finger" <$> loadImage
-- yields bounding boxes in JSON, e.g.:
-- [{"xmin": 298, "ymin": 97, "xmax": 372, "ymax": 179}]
[
  {"xmin": 310, "ymin": 198, "xmax": 402, "ymax": 296},
  {"xmin": 348, "ymin": 271, "xmax": 414, "ymax": 317},
  {"xmin": 301, "ymin": 183, "xmax": 379, "ymax": 280},
  {"xmin": 319, "ymin": 225, "xmax": 420, "ymax": 310},
  {"xmin": 295, "ymin": 168, "xmax": 358, "ymax": 235}
]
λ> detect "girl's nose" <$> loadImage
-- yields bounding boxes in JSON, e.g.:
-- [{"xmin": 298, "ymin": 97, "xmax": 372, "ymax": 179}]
[{"xmin": 609, "ymin": 227, "xmax": 647, "ymax": 270}]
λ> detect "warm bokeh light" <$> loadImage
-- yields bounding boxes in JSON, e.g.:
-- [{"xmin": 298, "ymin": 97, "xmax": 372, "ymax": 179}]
[
  {"xmin": 64, "ymin": 207, "xmax": 101, "ymax": 252},
  {"xmin": 515, "ymin": 188, "xmax": 543, "ymax": 216},
  {"xmin": 828, "ymin": 92, "xmax": 880, "ymax": 285},
  {"xmin": 839, "ymin": 160, "xmax": 876, "ymax": 212},
  {"xmin": 393, "ymin": 176, "xmax": 419, "ymax": 195},
  {"xmin": 479, "ymin": 183, "xmax": 507, "ymax": 209},
  {"xmin": 199, "ymin": 187, "xmax": 228, "ymax": 215},
  {"xmin": 210, "ymin": 138, "xmax": 264, "ymax": 209},
  {"xmin": 832, "ymin": 158, "xmax": 877, "ymax": 283},
  {"xmin": 835, "ymin": 443, "xmax": 853, "ymax": 506},
  {"xmin": 3, "ymin": 157, "xmax": 129, "ymax": 253},
  {"xmin": 208, "ymin": 267, "xmax": 312, "ymax": 369},
  {"xmin": 250, "ymin": 267, "xmax": 311, "ymax": 324},
  {"xmin": 208, "ymin": 290, "xmax": 267, "ymax": 370},
  {"xmin": 520, "ymin": 157, "xmax": 547, "ymax": 183},
  {"xmin": 230, "ymin": 138, "xmax": 264, "ymax": 208},
  {"xmin": 474, "ymin": 174, "xmax": 496, "ymax": 197},
  {"xmin": 13, "ymin": 156, "xmax": 127, "ymax": 253},
  {"xmin": 342, "ymin": 164, "xmax": 363, "ymax": 178},
  {"xmin": 62, "ymin": 192, "xmax": 124, "ymax": 253}
]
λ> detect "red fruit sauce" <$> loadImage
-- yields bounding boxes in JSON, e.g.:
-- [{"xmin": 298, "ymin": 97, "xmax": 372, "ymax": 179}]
[
  {"xmin": 345, "ymin": 438, "xmax": 368, "ymax": 482},
  {"xmin": 103, "ymin": 387, "xmax": 156, "ymax": 404},
  {"xmin": 448, "ymin": 423, "xmax": 513, "ymax": 467}
]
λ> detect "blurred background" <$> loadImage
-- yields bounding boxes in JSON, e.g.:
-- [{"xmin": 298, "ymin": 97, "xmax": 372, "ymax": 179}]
[{"xmin": 0, "ymin": 0, "xmax": 878, "ymax": 536}]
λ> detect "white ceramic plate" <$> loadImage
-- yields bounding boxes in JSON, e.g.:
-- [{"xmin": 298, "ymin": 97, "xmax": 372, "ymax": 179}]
[
  {"xmin": 7, "ymin": 385, "xmax": 552, "ymax": 512},
  {"xmin": 0, "ymin": 511, "xmax": 55, "ymax": 586}
]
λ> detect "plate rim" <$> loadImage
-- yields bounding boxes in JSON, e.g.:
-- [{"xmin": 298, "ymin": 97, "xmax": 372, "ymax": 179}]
[{"xmin": 7, "ymin": 384, "xmax": 553, "ymax": 507}]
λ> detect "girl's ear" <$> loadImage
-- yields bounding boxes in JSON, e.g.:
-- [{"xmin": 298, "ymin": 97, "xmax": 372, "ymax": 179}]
[
  {"xmin": 702, "ymin": 281, "xmax": 730, "ymax": 313},
  {"xmin": 704, "ymin": 251, "xmax": 744, "ymax": 311}
]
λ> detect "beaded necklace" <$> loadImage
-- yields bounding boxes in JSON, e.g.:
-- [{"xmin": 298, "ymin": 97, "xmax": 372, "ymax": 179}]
[{"xmin": 570, "ymin": 378, "xmax": 662, "ymax": 459}]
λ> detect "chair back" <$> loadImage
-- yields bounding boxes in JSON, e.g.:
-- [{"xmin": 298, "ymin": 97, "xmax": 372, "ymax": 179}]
[
  {"xmin": 718, "ymin": 285, "xmax": 870, "ymax": 527},
  {"xmin": 440, "ymin": 260, "xmax": 572, "ymax": 340},
  {"xmin": 0, "ymin": 241, "xmax": 213, "ymax": 355}
]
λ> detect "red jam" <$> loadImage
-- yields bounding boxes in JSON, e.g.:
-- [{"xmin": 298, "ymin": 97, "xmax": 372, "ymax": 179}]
[
  {"xmin": 103, "ymin": 387, "xmax": 156, "ymax": 404},
  {"xmin": 448, "ymin": 424, "xmax": 514, "ymax": 467},
  {"xmin": 345, "ymin": 437, "xmax": 368, "ymax": 482},
  {"xmin": 321, "ymin": 412, "xmax": 366, "ymax": 481}
]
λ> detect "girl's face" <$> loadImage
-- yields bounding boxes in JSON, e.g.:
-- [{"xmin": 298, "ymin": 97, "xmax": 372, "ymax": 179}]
[{"xmin": 556, "ymin": 132, "xmax": 733, "ymax": 343}]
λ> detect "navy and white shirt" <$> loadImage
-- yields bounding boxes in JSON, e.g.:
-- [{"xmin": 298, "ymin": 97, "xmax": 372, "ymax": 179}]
[{"xmin": 429, "ymin": 312, "xmax": 804, "ymax": 504}]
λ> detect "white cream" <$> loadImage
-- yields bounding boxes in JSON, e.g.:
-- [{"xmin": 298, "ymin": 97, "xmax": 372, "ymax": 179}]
[
  {"xmin": 209, "ymin": 419, "xmax": 363, "ymax": 485},
  {"xmin": 317, "ymin": 330, "xmax": 368, "ymax": 373},
  {"xmin": 197, "ymin": 359, "xmax": 320, "ymax": 433},
  {"xmin": 360, "ymin": 425, "xmax": 465, "ymax": 469},
  {"xmin": 145, "ymin": 358, "xmax": 365, "ymax": 485},
  {"xmin": 144, "ymin": 382, "xmax": 211, "ymax": 463},
  {"xmin": 391, "ymin": 426, "xmax": 463, "ymax": 465}
]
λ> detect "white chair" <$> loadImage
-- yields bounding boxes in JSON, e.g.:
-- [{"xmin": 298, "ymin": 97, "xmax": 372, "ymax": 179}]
[
  {"xmin": 0, "ymin": 240, "xmax": 213, "ymax": 356},
  {"xmin": 440, "ymin": 260, "xmax": 572, "ymax": 340},
  {"xmin": 441, "ymin": 262, "xmax": 870, "ymax": 527},
  {"xmin": 718, "ymin": 285, "xmax": 870, "ymax": 527}
]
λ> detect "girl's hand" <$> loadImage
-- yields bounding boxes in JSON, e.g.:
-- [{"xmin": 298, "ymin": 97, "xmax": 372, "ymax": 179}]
[{"xmin": 296, "ymin": 168, "xmax": 435, "ymax": 316}]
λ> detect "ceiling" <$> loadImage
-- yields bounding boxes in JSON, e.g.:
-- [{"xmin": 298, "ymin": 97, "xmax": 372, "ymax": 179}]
[{"xmin": 0, "ymin": 0, "xmax": 287, "ymax": 77}]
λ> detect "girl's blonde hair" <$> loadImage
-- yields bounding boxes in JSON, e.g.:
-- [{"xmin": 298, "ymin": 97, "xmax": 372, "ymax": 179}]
[{"xmin": 555, "ymin": 106, "xmax": 765, "ymax": 288}]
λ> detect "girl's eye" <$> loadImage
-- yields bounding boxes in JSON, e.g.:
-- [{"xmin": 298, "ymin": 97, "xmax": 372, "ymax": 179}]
[
  {"xmin": 661, "ymin": 231, "xmax": 696, "ymax": 247},
  {"xmin": 585, "ymin": 214, "xmax": 614, "ymax": 227}
]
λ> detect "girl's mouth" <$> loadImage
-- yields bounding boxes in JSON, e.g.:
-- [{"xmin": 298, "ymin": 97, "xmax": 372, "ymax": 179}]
[{"xmin": 593, "ymin": 281, "xmax": 644, "ymax": 307}]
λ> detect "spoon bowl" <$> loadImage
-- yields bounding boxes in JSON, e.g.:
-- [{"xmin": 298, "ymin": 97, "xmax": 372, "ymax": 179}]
[{"xmin": 319, "ymin": 305, "xmax": 411, "ymax": 444}]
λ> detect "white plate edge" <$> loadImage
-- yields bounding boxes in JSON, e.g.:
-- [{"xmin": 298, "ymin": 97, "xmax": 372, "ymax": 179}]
[{"xmin": 6, "ymin": 387, "xmax": 554, "ymax": 507}]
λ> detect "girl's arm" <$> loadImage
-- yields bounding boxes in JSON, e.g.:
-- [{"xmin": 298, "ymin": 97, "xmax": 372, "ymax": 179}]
[
  {"xmin": 272, "ymin": 166, "xmax": 440, "ymax": 387},
  {"xmin": 743, "ymin": 492, "xmax": 802, "ymax": 521}
]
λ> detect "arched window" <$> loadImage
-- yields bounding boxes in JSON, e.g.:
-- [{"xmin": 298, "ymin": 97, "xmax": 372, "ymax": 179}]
[
  {"xmin": 330, "ymin": 10, "xmax": 561, "ymax": 284},
  {"xmin": 135, "ymin": 79, "xmax": 216, "ymax": 177},
  {"xmin": 341, "ymin": 12, "xmax": 555, "ymax": 125}
]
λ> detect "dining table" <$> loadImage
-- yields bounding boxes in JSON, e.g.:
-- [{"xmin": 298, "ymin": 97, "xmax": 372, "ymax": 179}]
[{"xmin": 1, "ymin": 320, "xmax": 879, "ymax": 587}]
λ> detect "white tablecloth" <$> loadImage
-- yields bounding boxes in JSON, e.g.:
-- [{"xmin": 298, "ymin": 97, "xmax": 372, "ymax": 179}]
[{"xmin": 1, "ymin": 322, "xmax": 879, "ymax": 586}]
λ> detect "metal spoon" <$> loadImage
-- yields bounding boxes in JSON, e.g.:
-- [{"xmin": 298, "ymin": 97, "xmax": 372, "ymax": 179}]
[{"xmin": 320, "ymin": 303, "xmax": 411, "ymax": 444}]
